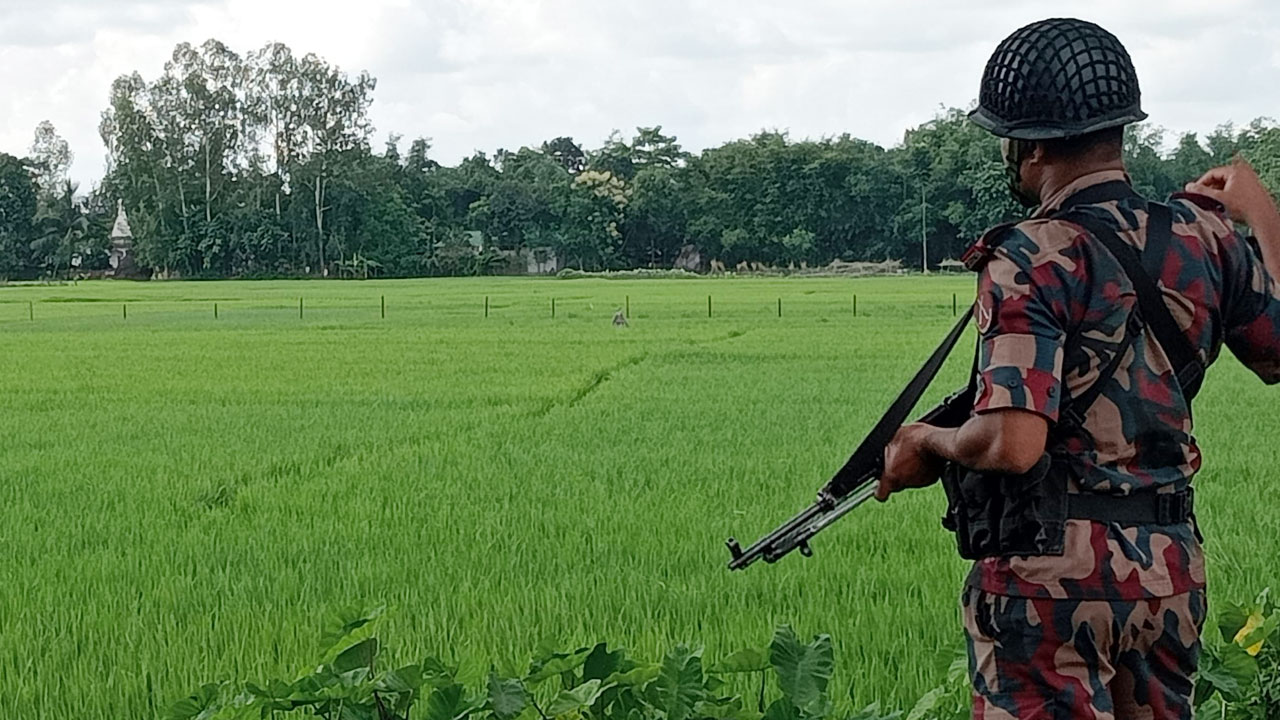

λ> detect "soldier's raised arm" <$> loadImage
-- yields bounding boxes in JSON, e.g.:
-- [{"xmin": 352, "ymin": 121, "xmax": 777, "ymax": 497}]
[{"xmin": 1186, "ymin": 159, "xmax": 1280, "ymax": 382}]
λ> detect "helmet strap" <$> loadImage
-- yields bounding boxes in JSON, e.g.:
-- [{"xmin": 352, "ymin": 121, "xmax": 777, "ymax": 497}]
[{"xmin": 1001, "ymin": 138, "xmax": 1041, "ymax": 208}]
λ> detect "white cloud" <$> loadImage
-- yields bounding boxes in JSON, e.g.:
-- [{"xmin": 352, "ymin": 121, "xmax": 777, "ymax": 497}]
[{"xmin": 1, "ymin": 0, "xmax": 1277, "ymax": 188}]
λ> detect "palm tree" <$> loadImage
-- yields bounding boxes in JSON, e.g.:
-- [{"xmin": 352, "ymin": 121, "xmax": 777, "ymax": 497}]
[{"xmin": 30, "ymin": 180, "xmax": 90, "ymax": 280}]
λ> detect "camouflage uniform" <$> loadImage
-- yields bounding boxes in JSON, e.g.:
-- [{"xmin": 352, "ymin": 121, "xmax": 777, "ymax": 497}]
[{"xmin": 960, "ymin": 170, "xmax": 1280, "ymax": 719}]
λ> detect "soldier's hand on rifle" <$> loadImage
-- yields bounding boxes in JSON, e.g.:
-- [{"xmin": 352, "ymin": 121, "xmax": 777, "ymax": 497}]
[
  {"xmin": 1185, "ymin": 156, "xmax": 1278, "ymax": 227},
  {"xmin": 876, "ymin": 423, "xmax": 946, "ymax": 502}
]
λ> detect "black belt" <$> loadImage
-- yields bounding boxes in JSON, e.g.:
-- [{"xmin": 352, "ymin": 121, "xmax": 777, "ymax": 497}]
[{"xmin": 1067, "ymin": 488, "xmax": 1194, "ymax": 525}]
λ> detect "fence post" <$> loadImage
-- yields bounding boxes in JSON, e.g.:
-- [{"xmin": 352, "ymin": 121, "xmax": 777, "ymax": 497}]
[
  {"xmin": 123, "ymin": 303, "xmax": 127, "ymax": 320},
  {"xmin": 299, "ymin": 297, "xmax": 304, "ymax": 319},
  {"xmin": 214, "ymin": 302, "xmax": 219, "ymax": 320},
  {"xmin": 28, "ymin": 301, "xmax": 33, "ymax": 321},
  {"xmin": 381, "ymin": 295, "xmax": 386, "ymax": 319},
  {"xmin": 853, "ymin": 294, "xmax": 858, "ymax": 317},
  {"xmin": 952, "ymin": 293, "xmax": 957, "ymax": 317},
  {"xmin": 551, "ymin": 298, "xmax": 556, "ymax": 318},
  {"xmin": 485, "ymin": 296, "xmax": 489, "ymax": 318},
  {"xmin": 625, "ymin": 295, "xmax": 630, "ymax": 318},
  {"xmin": 707, "ymin": 295, "xmax": 712, "ymax": 318},
  {"xmin": 777, "ymin": 298, "xmax": 782, "ymax": 318}
]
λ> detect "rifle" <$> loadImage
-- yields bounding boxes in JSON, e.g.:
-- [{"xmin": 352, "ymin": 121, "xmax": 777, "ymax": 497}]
[{"xmin": 725, "ymin": 308, "xmax": 975, "ymax": 571}]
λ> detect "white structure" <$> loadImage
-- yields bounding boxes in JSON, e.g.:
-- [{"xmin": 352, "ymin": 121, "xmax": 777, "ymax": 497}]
[{"xmin": 108, "ymin": 200, "xmax": 141, "ymax": 278}]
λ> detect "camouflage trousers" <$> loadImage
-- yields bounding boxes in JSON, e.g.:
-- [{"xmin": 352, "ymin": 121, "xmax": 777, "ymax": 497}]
[{"xmin": 962, "ymin": 586, "xmax": 1206, "ymax": 720}]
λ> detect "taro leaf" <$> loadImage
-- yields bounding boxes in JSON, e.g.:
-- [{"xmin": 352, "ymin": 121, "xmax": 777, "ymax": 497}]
[
  {"xmin": 334, "ymin": 638, "xmax": 379, "ymax": 674},
  {"xmin": 246, "ymin": 679, "xmax": 293, "ymax": 702},
  {"xmin": 487, "ymin": 671, "xmax": 528, "ymax": 720},
  {"xmin": 547, "ymin": 678, "xmax": 610, "ymax": 716},
  {"xmin": 1220, "ymin": 602, "xmax": 1252, "ymax": 644},
  {"xmin": 695, "ymin": 697, "xmax": 762, "ymax": 720},
  {"xmin": 246, "ymin": 680, "xmax": 297, "ymax": 713},
  {"xmin": 769, "ymin": 627, "xmax": 833, "ymax": 711},
  {"xmin": 905, "ymin": 686, "xmax": 946, "ymax": 720},
  {"xmin": 527, "ymin": 647, "xmax": 591, "ymax": 684},
  {"xmin": 1220, "ymin": 642, "xmax": 1260, "ymax": 690},
  {"xmin": 165, "ymin": 683, "xmax": 224, "ymax": 720},
  {"xmin": 377, "ymin": 664, "xmax": 424, "ymax": 694},
  {"xmin": 378, "ymin": 664, "xmax": 425, "ymax": 716},
  {"xmin": 321, "ymin": 605, "xmax": 386, "ymax": 654},
  {"xmin": 650, "ymin": 645, "xmax": 705, "ymax": 720},
  {"xmin": 1197, "ymin": 647, "xmax": 1242, "ymax": 700},
  {"xmin": 608, "ymin": 683, "xmax": 652, "ymax": 719},
  {"xmin": 422, "ymin": 656, "xmax": 459, "ymax": 688},
  {"xmin": 423, "ymin": 682, "xmax": 471, "ymax": 720},
  {"xmin": 761, "ymin": 698, "xmax": 800, "ymax": 720},
  {"xmin": 799, "ymin": 697, "xmax": 832, "ymax": 719},
  {"xmin": 709, "ymin": 648, "xmax": 769, "ymax": 674},
  {"xmin": 1193, "ymin": 692, "xmax": 1225, "ymax": 720},
  {"xmin": 338, "ymin": 704, "xmax": 377, "ymax": 720},
  {"xmin": 1236, "ymin": 611, "xmax": 1280, "ymax": 656},
  {"xmin": 605, "ymin": 664, "xmax": 661, "ymax": 687},
  {"xmin": 584, "ymin": 643, "xmax": 627, "ymax": 682},
  {"xmin": 289, "ymin": 673, "xmax": 332, "ymax": 704},
  {"xmin": 334, "ymin": 666, "xmax": 373, "ymax": 689}
]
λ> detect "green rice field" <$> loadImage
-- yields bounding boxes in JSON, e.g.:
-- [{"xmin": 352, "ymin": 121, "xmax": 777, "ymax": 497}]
[{"xmin": 1, "ymin": 276, "xmax": 1277, "ymax": 719}]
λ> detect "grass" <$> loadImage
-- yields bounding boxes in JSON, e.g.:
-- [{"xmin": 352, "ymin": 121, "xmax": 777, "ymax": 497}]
[{"xmin": 0, "ymin": 276, "xmax": 1276, "ymax": 719}]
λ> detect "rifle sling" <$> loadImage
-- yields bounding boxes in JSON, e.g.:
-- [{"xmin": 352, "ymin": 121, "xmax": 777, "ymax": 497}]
[{"xmin": 824, "ymin": 306, "xmax": 973, "ymax": 497}]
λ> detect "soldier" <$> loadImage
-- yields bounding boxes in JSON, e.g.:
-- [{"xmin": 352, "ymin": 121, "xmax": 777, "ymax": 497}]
[{"xmin": 874, "ymin": 18, "xmax": 1280, "ymax": 720}]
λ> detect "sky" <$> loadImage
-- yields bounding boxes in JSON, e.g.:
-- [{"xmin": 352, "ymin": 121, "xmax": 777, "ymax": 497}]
[{"xmin": 2, "ymin": 0, "xmax": 1279, "ymax": 189}]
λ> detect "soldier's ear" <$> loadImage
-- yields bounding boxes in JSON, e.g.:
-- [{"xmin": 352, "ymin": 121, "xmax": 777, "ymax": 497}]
[
  {"xmin": 1027, "ymin": 142, "xmax": 1049, "ymax": 169},
  {"xmin": 1017, "ymin": 142, "xmax": 1051, "ymax": 190}
]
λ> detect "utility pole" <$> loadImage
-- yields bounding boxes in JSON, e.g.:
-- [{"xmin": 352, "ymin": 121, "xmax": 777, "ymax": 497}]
[{"xmin": 920, "ymin": 184, "xmax": 928, "ymax": 274}]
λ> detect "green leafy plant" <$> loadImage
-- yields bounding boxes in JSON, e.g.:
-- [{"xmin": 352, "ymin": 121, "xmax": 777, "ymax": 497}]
[
  {"xmin": 1197, "ymin": 588, "xmax": 1280, "ymax": 720},
  {"xmin": 168, "ymin": 593, "xmax": 1280, "ymax": 720},
  {"xmin": 166, "ymin": 619, "xmax": 900, "ymax": 720}
]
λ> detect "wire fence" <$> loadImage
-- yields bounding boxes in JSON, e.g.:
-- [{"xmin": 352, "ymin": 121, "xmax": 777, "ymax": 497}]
[{"xmin": 0, "ymin": 290, "xmax": 975, "ymax": 329}]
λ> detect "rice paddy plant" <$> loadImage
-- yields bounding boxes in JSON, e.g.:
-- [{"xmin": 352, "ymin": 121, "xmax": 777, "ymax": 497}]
[{"xmin": 0, "ymin": 277, "xmax": 1275, "ymax": 719}]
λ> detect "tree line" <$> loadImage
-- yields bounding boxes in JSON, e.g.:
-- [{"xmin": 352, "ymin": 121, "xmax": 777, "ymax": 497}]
[{"xmin": 2, "ymin": 38, "xmax": 1279, "ymax": 281}]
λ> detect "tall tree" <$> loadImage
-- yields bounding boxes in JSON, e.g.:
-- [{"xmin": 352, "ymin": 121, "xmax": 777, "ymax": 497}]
[
  {"xmin": 29, "ymin": 121, "xmax": 73, "ymax": 198},
  {"xmin": 0, "ymin": 153, "xmax": 38, "ymax": 278},
  {"xmin": 541, "ymin": 136, "xmax": 586, "ymax": 174},
  {"xmin": 589, "ymin": 131, "xmax": 634, "ymax": 180},
  {"xmin": 30, "ymin": 180, "xmax": 90, "ymax": 278},
  {"xmin": 631, "ymin": 126, "xmax": 685, "ymax": 169},
  {"xmin": 293, "ymin": 53, "xmax": 376, "ymax": 273}
]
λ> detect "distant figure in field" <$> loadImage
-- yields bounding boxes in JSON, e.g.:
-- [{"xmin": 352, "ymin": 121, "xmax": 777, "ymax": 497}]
[{"xmin": 612, "ymin": 309, "xmax": 628, "ymax": 327}]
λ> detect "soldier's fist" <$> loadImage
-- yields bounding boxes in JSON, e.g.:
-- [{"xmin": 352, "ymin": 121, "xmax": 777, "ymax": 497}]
[
  {"xmin": 877, "ymin": 423, "xmax": 946, "ymax": 502},
  {"xmin": 1186, "ymin": 156, "xmax": 1278, "ymax": 228}
]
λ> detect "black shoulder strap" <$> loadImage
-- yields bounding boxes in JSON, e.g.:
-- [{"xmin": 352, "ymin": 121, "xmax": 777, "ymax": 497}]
[
  {"xmin": 1055, "ymin": 180, "xmax": 1139, "ymax": 213},
  {"xmin": 1059, "ymin": 205, "xmax": 1204, "ymax": 400},
  {"xmin": 824, "ymin": 307, "xmax": 973, "ymax": 496}
]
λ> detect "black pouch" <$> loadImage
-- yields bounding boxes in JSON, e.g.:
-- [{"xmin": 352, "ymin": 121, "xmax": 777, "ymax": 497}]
[{"xmin": 941, "ymin": 454, "xmax": 1067, "ymax": 560}]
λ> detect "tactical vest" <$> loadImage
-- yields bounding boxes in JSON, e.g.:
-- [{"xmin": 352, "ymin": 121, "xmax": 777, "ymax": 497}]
[{"xmin": 941, "ymin": 181, "xmax": 1204, "ymax": 560}]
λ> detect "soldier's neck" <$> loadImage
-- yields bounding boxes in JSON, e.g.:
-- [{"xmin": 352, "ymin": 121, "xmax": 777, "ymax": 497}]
[{"xmin": 1036, "ymin": 159, "xmax": 1127, "ymax": 205}]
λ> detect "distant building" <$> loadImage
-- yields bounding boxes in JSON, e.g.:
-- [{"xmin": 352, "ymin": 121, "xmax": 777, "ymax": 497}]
[
  {"xmin": 522, "ymin": 247, "xmax": 560, "ymax": 275},
  {"xmin": 672, "ymin": 244, "xmax": 707, "ymax": 273},
  {"xmin": 107, "ymin": 200, "xmax": 145, "ymax": 279}
]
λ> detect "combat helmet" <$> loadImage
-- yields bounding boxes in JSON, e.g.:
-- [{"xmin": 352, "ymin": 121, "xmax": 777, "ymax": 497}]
[{"xmin": 970, "ymin": 18, "xmax": 1146, "ymax": 140}]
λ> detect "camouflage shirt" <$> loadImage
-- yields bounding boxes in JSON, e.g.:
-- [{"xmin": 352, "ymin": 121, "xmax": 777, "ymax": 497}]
[{"xmin": 963, "ymin": 170, "xmax": 1280, "ymax": 600}]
